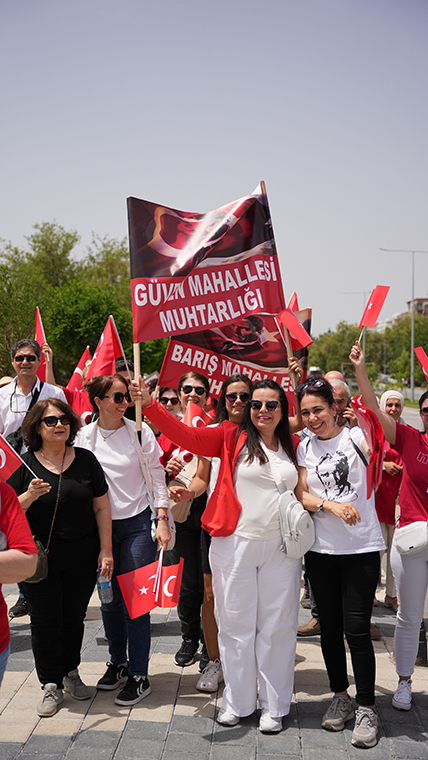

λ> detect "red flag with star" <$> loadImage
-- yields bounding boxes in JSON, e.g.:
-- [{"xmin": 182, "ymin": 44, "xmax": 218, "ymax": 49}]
[
  {"xmin": 35, "ymin": 307, "xmax": 47, "ymax": 382},
  {"xmin": 85, "ymin": 316, "xmax": 124, "ymax": 381},
  {"xmin": 0, "ymin": 435, "xmax": 29, "ymax": 481},
  {"xmin": 415, "ymin": 347, "xmax": 428, "ymax": 383},
  {"xmin": 359, "ymin": 286, "xmax": 390, "ymax": 329},
  {"xmin": 117, "ymin": 557, "xmax": 184, "ymax": 618}
]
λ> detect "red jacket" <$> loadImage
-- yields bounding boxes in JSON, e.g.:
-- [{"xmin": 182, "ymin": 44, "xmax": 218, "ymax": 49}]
[{"xmin": 144, "ymin": 400, "xmax": 247, "ymax": 536}]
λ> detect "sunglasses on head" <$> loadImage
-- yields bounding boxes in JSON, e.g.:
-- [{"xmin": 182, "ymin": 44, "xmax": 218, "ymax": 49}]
[
  {"xmin": 225, "ymin": 392, "xmax": 251, "ymax": 403},
  {"xmin": 104, "ymin": 391, "xmax": 131, "ymax": 404},
  {"xmin": 181, "ymin": 385, "xmax": 206, "ymax": 396},
  {"xmin": 250, "ymin": 399, "xmax": 280, "ymax": 411},
  {"xmin": 41, "ymin": 414, "xmax": 71, "ymax": 427},
  {"xmin": 14, "ymin": 354, "xmax": 37, "ymax": 363},
  {"xmin": 159, "ymin": 396, "xmax": 180, "ymax": 406}
]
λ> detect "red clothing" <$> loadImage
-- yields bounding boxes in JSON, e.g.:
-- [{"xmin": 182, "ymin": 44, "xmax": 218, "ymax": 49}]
[
  {"xmin": 375, "ymin": 442, "xmax": 403, "ymax": 524},
  {"xmin": 0, "ymin": 483, "xmax": 37, "ymax": 653},
  {"xmin": 144, "ymin": 399, "xmax": 247, "ymax": 536},
  {"xmin": 392, "ymin": 423, "xmax": 428, "ymax": 528},
  {"xmin": 158, "ymin": 433, "xmax": 177, "ymax": 468}
]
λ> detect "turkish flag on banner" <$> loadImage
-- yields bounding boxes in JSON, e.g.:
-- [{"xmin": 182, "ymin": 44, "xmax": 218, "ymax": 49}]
[
  {"xmin": 359, "ymin": 286, "xmax": 390, "ymax": 329},
  {"xmin": 415, "ymin": 347, "xmax": 428, "ymax": 382},
  {"xmin": 85, "ymin": 316, "xmax": 124, "ymax": 381},
  {"xmin": 0, "ymin": 435, "xmax": 27, "ymax": 481},
  {"xmin": 35, "ymin": 307, "xmax": 47, "ymax": 382},
  {"xmin": 350, "ymin": 396, "xmax": 385, "ymax": 498},
  {"xmin": 117, "ymin": 556, "xmax": 184, "ymax": 619},
  {"xmin": 67, "ymin": 347, "xmax": 92, "ymax": 391}
]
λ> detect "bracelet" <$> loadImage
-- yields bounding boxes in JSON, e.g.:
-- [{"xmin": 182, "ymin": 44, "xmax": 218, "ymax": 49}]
[
  {"xmin": 316, "ymin": 500, "xmax": 325, "ymax": 513},
  {"xmin": 156, "ymin": 514, "xmax": 169, "ymax": 521}
]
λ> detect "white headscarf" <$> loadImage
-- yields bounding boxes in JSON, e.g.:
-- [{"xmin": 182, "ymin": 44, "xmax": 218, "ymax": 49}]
[{"xmin": 379, "ymin": 390, "xmax": 405, "ymax": 424}]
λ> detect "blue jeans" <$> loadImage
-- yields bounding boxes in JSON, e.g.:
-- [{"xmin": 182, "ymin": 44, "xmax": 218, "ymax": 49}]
[
  {"xmin": 102, "ymin": 508, "xmax": 156, "ymax": 677},
  {"xmin": 0, "ymin": 644, "xmax": 10, "ymax": 687}
]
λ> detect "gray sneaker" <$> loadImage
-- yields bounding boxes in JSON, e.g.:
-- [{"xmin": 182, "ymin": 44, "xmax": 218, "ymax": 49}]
[
  {"xmin": 37, "ymin": 683, "xmax": 63, "ymax": 717},
  {"xmin": 321, "ymin": 694, "xmax": 354, "ymax": 731},
  {"xmin": 63, "ymin": 669, "xmax": 92, "ymax": 700},
  {"xmin": 351, "ymin": 706, "xmax": 378, "ymax": 748}
]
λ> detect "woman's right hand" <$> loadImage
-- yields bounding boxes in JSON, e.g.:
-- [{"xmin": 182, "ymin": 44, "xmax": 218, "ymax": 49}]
[
  {"xmin": 326, "ymin": 500, "xmax": 361, "ymax": 525},
  {"xmin": 26, "ymin": 478, "xmax": 51, "ymax": 503},
  {"xmin": 129, "ymin": 376, "xmax": 152, "ymax": 408},
  {"xmin": 169, "ymin": 485, "xmax": 194, "ymax": 503},
  {"xmin": 165, "ymin": 456, "xmax": 184, "ymax": 478},
  {"xmin": 383, "ymin": 461, "xmax": 403, "ymax": 476}
]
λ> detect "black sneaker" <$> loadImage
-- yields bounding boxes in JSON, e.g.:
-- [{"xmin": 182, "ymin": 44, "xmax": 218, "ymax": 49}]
[
  {"xmin": 114, "ymin": 675, "xmax": 151, "ymax": 706},
  {"xmin": 174, "ymin": 639, "xmax": 198, "ymax": 667},
  {"xmin": 198, "ymin": 646, "xmax": 210, "ymax": 673},
  {"xmin": 97, "ymin": 661, "xmax": 129, "ymax": 690},
  {"xmin": 9, "ymin": 596, "xmax": 28, "ymax": 618}
]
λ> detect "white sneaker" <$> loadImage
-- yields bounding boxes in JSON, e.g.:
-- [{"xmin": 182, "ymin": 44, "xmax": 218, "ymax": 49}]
[
  {"xmin": 196, "ymin": 660, "xmax": 223, "ymax": 692},
  {"xmin": 217, "ymin": 708, "xmax": 239, "ymax": 726},
  {"xmin": 392, "ymin": 678, "xmax": 412, "ymax": 710},
  {"xmin": 37, "ymin": 683, "xmax": 64, "ymax": 717},
  {"xmin": 63, "ymin": 669, "xmax": 92, "ymax": 700},
  {"xmin": 259, "ymin": 709, "xmax": 283, "ymax": 733}
]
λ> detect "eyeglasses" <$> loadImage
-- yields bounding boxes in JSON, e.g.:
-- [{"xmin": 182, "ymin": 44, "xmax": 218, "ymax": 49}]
[
  {"xmin": 181, "ymin": 385, "xmax": 206, "ymax": 396},
  {"xmin": 103, "ymin": 391, "xmax": 131, "ymax": 404},
  {"xmin": 250, "ymin": 399, "xmax": 280, "ymax": 411},
  {"xmin": 159, "ymin": 397, "xmax": 180, "ymax": 406},
  {"xmin": 225, "ymin": 392, "xmax": 251, "ymax": 403},
  {"xmin": 41, "ymin": 414, "xmax": 71, "ymax": 427},
  {"xmin": 420, "ymin": 408, "xmax": 428, "ymax": 416},
  {"xmin": 13, "ymin": 354, "xmax": 37, "ymax": 363}
]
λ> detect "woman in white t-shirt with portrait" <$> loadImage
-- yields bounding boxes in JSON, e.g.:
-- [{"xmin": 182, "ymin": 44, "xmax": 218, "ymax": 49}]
[{"xmin": 295, "ymin": 376, "xmax": 384, "ymax": 750}]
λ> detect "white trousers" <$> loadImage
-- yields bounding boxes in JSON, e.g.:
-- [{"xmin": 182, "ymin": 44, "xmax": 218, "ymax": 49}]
[
  {"xmin": 380, "ymin": 522, "xmax": 396, "ymax": 598},
  {"xmin": 210, "ymin": 533, "xmax": 301, "ymax": 718},
  {"xmin": 390, "ymin": 541, "xmax": 428, "ymax": 676}
]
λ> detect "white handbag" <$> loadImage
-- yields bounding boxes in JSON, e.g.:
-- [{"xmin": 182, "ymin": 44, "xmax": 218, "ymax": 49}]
[
  {"xmin": 393, "ymin": 520, "xmax": 428, "ymax": 556},
  {"xmin": 269, "ymin": 457, "xmax": 315, "ymax": 559}
]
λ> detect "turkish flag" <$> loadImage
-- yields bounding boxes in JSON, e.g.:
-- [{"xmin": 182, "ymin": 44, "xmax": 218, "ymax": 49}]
[
  {"xmin": 287, "ymin": 292, "xmax": 299, "ymax": 312},
  {"xmin": 277, "ymin": 308, "xmax": 313, "ymax": 349},
  {"xmin": 67, "ymin": 346, "xmax": 92, "ymax": 391},
  {"xmin": 156, "ymin": 558, "xmax": 184, "ymax": 608},
  {"xmin": 85, "ymin": 316, "xmax": 124, "ymax": 381},
  {"xmin": 0, "ymin": 435, "xmax": 27, "ymax": 481},
  {"xmin": 359, "ymin": 286, "xmax": 390, "ymax": 329},
  {"xmin": 35, "ymin": 307, "xmax": 47, "ymax": 382},
  {"xmin": 350, "ymin": 396, "xmax": 385, "ymax": 497},
  {"xmin": 117, "ymin": 556, "xmax": 184, "ymax": 618},
  {"xmin": 415, "ymin": 347, "xmax": 428, "ymax": 382}
]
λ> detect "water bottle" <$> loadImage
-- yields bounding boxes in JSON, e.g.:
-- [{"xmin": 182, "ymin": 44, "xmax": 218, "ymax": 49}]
[{"xmin": 97, "ymin": 567, "xmax": 113, "ymax": 604}]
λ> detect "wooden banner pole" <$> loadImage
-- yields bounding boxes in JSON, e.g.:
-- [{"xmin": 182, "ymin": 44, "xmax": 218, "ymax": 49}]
[{"xmin": 133, "ymin": 342, "xmax": 142, "ymax": 432}]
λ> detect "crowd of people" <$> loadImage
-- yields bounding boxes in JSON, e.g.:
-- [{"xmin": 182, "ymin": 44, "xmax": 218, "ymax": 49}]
[{"xmin": 1, "ymin": 334, "xmax": 427, "ymax": 750}]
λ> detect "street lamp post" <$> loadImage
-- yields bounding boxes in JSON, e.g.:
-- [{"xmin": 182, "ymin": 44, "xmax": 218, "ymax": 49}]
[
  {"xmin": 380, "ymin": 248, "xmax": 428, "ymax": 402},
  {"xmin": 343, "ymin": 290, "xmax": 371, "ymax": 354}
]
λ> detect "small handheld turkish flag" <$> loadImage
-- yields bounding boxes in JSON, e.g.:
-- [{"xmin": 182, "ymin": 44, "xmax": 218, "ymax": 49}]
[
  {"xmin": 35, "ymin": 307, "xmax": 47, "ymax": 382},
  {"xmin": 359, "ymin": 286, "xmax": 390, "ymax": 329},
  {"xmin": 117, "ymin": 554, "xmax": 184, "ymax": 619},
  {"xmin": 0, "ymin": 435, "xmax": 30, "ymax": 481},
  {"xmin": 415, "ymin": 347, "xmax": 428, "ymax": 382}
]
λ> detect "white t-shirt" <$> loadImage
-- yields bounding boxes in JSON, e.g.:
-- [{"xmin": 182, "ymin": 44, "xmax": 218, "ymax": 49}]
[
  {"xmin": 233, "ymin": 442, "xmax": 298, "ymax": 540},
  {"xmin": 297, "ymin": 427, "xmax": 385, "ymax": 555},
  {"xmin": 0, "ymin": 378, "xmax": 66, "ymax": 453}
]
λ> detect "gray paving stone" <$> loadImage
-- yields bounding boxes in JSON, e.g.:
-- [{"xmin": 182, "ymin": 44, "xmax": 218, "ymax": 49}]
[
  {"xmin": 302, "ymin": 749, "xmax": 346, "ymax": 760},
  {"xmin": 300, "ymin": 726, "xmax": 348, "ymax": 750},
  {"xmin": 257, "ymin": 726, "xmax": 301, "ymax": 755},
  {"xmin": 0, "ymin": 745, "xmax": 24, "ymax": 760},
  {"xmin": 120, "ymin": 722, "xmax": 168, "ymax": 741},
  {"xmin": 169, "ymin": 714, "xmax": 213, "ymax": 734},
  {"xmin": 213, "ymin": 715, "xmax": 258, "ymax": 746},
  {"xmin": 211, "ymin": 746, "xmax": 256, "ymax": 760},
  {"xmin": 66, "ymin": 749, "xmax": 115, "ymax": 760},
  {"xmin": 165, "ymin": 732, "xmax": 210, "ymax": 753},
  {"xmin": 162, "ymin": 752, "xmax": 210, "ymax": 760},
  {"xmin": 69, "ymin": 729, "xmax": 120, "ymax": 750},
  {"xmin": 20, "ymin": 735, "xmax": 72, "ymax": 755},
  {"xmin": 114, "ymin": 738, "xmax": 163, "ymax": 760}
]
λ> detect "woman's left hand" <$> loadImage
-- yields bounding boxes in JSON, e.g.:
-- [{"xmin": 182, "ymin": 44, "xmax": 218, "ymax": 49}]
[
  {"xmin": 289, "ymin": 356, "xmax": 303, "ymax": 381},
  {"xmin": 98, "ymin": 552, "xmax": 114, "ymax": 580},
  {"xmin": 156, "ymin": 518, "xmax": 171, "ymax": 551}
]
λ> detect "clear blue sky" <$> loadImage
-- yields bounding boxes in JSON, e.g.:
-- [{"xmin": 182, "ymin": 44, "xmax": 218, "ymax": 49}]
[{"xmin": 1, "ymin": 0, "xmax": 427, "ymax": 337}]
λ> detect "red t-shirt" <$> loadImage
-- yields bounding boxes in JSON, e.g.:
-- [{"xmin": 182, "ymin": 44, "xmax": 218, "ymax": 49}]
[
  {"xmin": 392, "ymin": 423, "xmax": 428, "ymax": 528},
  {"xmin": 375, "ymin": 441, "xmax": 403, "ymax": 525},
  {"xmin": 0, "ymin": 483, "xmax": 37, "ymax": 653}
]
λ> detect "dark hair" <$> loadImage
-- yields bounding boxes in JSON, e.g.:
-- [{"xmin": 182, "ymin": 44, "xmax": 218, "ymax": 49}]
[
  {"xmin": 11, "ymin": 339, "xmax": 41, "ymax": 360},
  {"xmin": 213, "ymin": 374, "xmax": 253, "ymax": 424},
  {"xmin": 419, "ymin": 391, "xmax": 428, "ymax": 410},
  {"xmin": 148, "ymin": 377, "xmax": 158, "ymax": 393},
  {"xmin": 177, "ymin": 371, "xmax": 210, "ymax": 395},
  {"xmin": 239, "ymin": 379, "xmax": 297, "ymax": 467},
  {"xmin": 244, "ymin": 315, "xmax": 264, "ymax": 333},
  {"xmin": 158, "ymin": 386, "xmax": 178, "ymax": 399},
  {"xmin": 22, "ymin": 398, "xmax": 81, "ymax": 450},
  {"xmin": 84, "ymin": 374, "xmax": 128, "ymax": 413},
  {"xmin": 115, "ymin": 359, "xmax": 134, "ymax": 374},
  {"xmin": 296, "ymin": 375, "xmax": 334, "ymax": 406}
]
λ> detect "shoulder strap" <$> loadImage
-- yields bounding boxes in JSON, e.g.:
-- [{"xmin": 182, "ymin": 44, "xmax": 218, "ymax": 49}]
[{"xmin": 350, "ymin": 438, "xmax": 369, "ymax": 467}]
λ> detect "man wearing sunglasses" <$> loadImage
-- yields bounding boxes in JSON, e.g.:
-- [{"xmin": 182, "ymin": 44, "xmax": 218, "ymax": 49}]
[{"xmin": 0, "ymin": 339, "xmax": 66, "ymax": 619}]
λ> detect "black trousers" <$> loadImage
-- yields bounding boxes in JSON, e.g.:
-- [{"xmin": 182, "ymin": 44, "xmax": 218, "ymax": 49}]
[
  {"xmin": 305, "ymin": 550, "xmax": 380, "ymax": 706},
  {"xmin": 168, "ymin": 496, "xmax": 206, "ymax": 645},
  {"xmin": 21, "ymin": 534, "xmax": 98, "ymax": 688}
]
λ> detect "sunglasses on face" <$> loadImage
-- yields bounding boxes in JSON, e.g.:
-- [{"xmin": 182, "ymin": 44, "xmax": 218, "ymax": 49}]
[
  {"xmin": 14, "ymin": 354, "xmax": 37, "ymax": 363},
  {"xmin": 181, "ymin": 385, "xmax": 206, "ymax": 396},
  {"xmin": 159, "ymin": 397, "xmax": 180, "ymax": 406},
  {"xmin": 103, "ymin": 392, "xmax": 131, "ymax": 404},
  {"xmin": 225, "ymin": 392, "xmax": 251, "ymax": 403},
  {"xmin": 250, "ymin": 399, "xmax": 280, "ymax": 411},
  {"xmin": 420, "ymin": 408, "xmax": 428, "ymax": 416},
  {"xmin": 41, "ymin": 414, "xmax": 71, "ymax": 427}
]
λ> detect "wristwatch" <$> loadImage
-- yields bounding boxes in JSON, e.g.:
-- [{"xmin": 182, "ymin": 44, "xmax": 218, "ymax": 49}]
[{"xmin": 316, "ymin": 500, "xmax": 324, "ymax": 512}]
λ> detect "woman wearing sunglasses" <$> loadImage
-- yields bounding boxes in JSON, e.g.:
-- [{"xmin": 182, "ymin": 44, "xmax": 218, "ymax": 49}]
[
  {"xmin": 131, "ymin": 375, "xmax": 302, "ymax": 732},
  {"xmin": 350, "ymin": 342, "xmax": 428, "ymax": 716},
  {"xmin": 294, "ymin": 375, "xmax": 384, "ymax": 748},
  {"xmin": 7, "ymin": 399, "xmax": 113, "ymax": 717},
  {"xmin": 76, "ymin": 374, "xmax": 171, "ymax": 707}
]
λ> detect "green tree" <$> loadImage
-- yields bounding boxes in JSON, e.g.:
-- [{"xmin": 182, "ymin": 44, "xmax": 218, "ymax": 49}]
[
  {"xmin": 77, "ymin": 234, "xmax": 131, "ymax": 308},
  {"xmin": 385, "ymin": 314, "xmax": 428, "ymax": 383},
  {"xmin": 308, "ymin": 321, "xmax": 385, "ymax": 381},
  {"xmin": 0, "ymin": 266, "xmax": 39, "ymax": 374}
]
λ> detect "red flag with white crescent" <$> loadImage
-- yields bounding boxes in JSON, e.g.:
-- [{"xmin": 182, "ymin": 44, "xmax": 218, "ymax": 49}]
[
  {"xmin": 415, "ymin": 347, "xmax": 428, "ymax": 383},
  {"xmin": 35, "ymin": 307, "xmax": 47, "ymax": 382},
  {"xmin": 359, "ymin": 286, "xmax": 390, "ymax": 329},
  {"xmin": 67, "ymin": 347, "xmax": 92, "ymax": 391},
  {"xmin": 0, "ymin": 435, "xmax": 27, "ymax": 481},
  {"xmin": 117, "ymin": 557, "xmax": 184, "ymax": 618},
  {"xmin": 85, "ymin": 316, "xmax": 123, "ymax": 381},
  {"xmin": 156, "ymin": 558, "xmax": 184, "ymax": 608}
]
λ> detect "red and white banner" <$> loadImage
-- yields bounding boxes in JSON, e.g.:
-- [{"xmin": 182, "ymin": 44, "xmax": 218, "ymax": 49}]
[
  {"xmin": 35, "ymin": 307, "xmax": 47, "ymax": 382},
  {"xmin": 359, "ymin": 286, "xmax": 390, "ymax": 329},
  {"xmin": 117, "ymin": 557, "xmax": 184, "ymax": 619},
  {"xmin": 128, "ymin": 186, "xmax": 286, "ymax": 343},
  {"xmin": 415, "ymin": 347, "xmax": 428, "ymax": 382},
  {"xmin": 0, "ymin": 435, "xmax": 28, "ymax": 481},
  {"xmin": 85, "ymin": 316, "xmax": 124, "ymax": 381},
  {"xmin": 67, "ymin": 347, "xmax": 92, "ymax": 392}
]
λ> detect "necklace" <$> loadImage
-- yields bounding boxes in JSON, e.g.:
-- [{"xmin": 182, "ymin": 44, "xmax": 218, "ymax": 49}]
[
  {"xmin": 39, "ymin": 448, "xmax": 66, "ymax": 469},
  {"xmin": 98, "ymin": 424, "xmax": 121, "ymax": 441}
]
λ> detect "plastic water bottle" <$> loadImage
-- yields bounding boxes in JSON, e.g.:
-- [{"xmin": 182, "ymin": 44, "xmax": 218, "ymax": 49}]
[{"xmin": 97, "ymin": 568, "xmax": 113, "ymax": 604}]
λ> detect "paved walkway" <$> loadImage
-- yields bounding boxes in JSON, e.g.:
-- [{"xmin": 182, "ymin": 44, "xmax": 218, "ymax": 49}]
[{"xmin": 1, "ymin": 582, "xmax": 427, "ymax": 760}]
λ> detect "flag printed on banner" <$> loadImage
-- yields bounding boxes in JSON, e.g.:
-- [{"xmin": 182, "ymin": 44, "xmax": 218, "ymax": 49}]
[
  {"xmin": 127, "ymin": 185, "xmax": 286, "ymax": 343},
  {"xmin": 0, "ymin": 435, "xmax": 27, "ymax": 481},
  {"xmin": 350, "ymin": 396, "xmax": 385, "ymax": 498},
  {"xmin": 117, "ymin": 558, "xmax": 184, "ymax": 619},
  {"xmin": 359, "ymin": 286, "xmax": 390, "ymax": 329},
  {"xmin": 35, "ymin": 307, "xmax": 47, "ymax": 382},
  {"xmin": 415, "ymin": 347, "xmax": 428, "ymax": 382},
  {"xmin": 85, "ymin": 316, "xmax": 124, "ymax": 381},
  {"xmin": 67, "ymin": 347, "xmax": 92, "ymax": 392}
]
